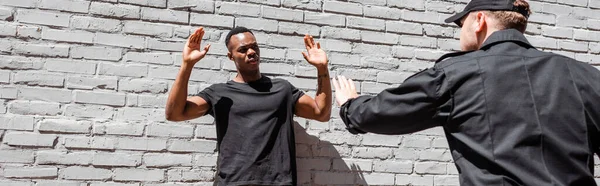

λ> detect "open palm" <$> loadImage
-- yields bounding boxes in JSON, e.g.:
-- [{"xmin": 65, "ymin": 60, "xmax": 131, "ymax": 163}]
[
  {"xmin": 302, "ymin": 35, "xmax": 328, "ymax": 68},
  {"xmin": 183, "ymin": 27, "xmax": 211, "ymax": 64}
]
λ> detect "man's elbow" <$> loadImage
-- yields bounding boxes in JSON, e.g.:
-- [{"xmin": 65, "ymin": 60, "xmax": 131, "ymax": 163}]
[
  {"xmin": 165, "ymin": 110, "xmax": 181, "ymax": 122},
  {"xmin": 315, "ymin": 112, "xmax": 331, "ymax": 122}
]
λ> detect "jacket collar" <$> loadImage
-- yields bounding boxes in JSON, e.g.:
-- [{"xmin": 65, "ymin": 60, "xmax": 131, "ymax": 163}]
[{"xmin": 479, "ymin": 29, "xmax": 534, "ymax": 50}]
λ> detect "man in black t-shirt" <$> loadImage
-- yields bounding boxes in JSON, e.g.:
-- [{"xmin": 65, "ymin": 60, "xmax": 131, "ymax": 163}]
[{"xmin": 165, "ymin": 27, "xmax": 332, "ymax": 186}]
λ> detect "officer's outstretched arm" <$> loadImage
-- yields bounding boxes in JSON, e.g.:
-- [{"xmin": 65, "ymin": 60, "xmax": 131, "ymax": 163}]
[{"xmin": 335, "ymin": 68, "xmax": 448, "ymax": 135}]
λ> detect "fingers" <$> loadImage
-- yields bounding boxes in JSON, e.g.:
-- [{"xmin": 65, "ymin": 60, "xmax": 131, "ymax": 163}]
[
  {"xmin": 190, "ymin": 27, "xmax": 205, "ymax": 45},
  {"xmin": 348, "ymin": 78, "xmax": 356, "ymax": 92},
  {"xmin": 303, "ymin": 34, "xmax": 312, "ymax": 50},
  {"xmin": 316, "ymin": 42, "xmax": 321, "ymax": 49},
  {"xmin": 204, "ymin": 44, "xmax": 211, "ymax": 52},
  {"xmin": 337, "ymin": 76, "xmax": 347, "ymax": 90},
  {"xmin": 310, "ymin": 35, "xmax": 316, "ymax": 46},
  {"xmin": 301, "ymin": 52, "xmax": 309, "ymax": 61},
  {"xmin": 332, "ymin": 78, "xmax": 340, "ymax": 91}
]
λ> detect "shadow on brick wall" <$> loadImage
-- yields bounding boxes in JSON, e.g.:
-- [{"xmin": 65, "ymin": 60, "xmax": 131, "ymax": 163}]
[{"xmin": 294, "ymin": 122, "xmax": 368, "ymax": 185}]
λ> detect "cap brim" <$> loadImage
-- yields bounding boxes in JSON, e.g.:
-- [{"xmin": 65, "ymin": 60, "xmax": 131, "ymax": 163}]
[{"xmin": 444, "ymin": 11, "xmax": 470, "ymax": 26}]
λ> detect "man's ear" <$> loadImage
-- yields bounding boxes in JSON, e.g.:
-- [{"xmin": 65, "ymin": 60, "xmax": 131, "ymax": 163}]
[
  {"xmin": 227, "ymin": 52, "xmax": 233, "ymax": 61},
  {"xmin": 474, "ymin": 11, "xmax": 487, "ymax": 33}
]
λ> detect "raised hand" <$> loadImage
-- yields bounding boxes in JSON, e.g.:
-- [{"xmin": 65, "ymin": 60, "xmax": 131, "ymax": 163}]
[
  {"xmin": 183, "ymin": 27, "xmax": 211, "ymax": 65},
  {"xmin": 301, "ymin": 34, "xmax": 328, "ymax": 69},
  {"xmin": 332, "ymin": 76, "xmax": 358, "ymax": 106}
]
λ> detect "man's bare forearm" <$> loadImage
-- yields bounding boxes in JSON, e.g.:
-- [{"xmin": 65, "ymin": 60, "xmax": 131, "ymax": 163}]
[
  {"xmin": 315, "ymin": 66, "xmax": 332, "ymax": 120},
  {"xmin": 165, "ymin": 63, "xmax": 194, "ymax": 120}
]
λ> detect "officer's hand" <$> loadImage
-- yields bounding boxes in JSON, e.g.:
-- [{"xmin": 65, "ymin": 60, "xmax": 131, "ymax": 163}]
[
  {"xmin": 332, "ymin": 76, "xmax": 358, "ymax": 106},
  {"xmin": 183, "ymin": 27, "xmax": 211, "ymax": 65}
]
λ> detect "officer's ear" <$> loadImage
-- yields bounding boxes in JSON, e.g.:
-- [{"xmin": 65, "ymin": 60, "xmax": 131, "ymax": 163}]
[{"xmin": 474, "ymin": 11, "xmax": 487, "ymax": 33}]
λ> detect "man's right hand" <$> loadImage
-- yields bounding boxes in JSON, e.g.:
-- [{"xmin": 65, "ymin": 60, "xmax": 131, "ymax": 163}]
[{"xmin": 183, "ymin": 27, "xmax": 211, "ymax": 65}]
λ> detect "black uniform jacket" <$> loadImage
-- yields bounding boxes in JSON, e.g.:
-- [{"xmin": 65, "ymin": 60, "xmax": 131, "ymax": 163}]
[{"xmin": 340, "ymin": 29, "xmax": 600, "ymax": 186}]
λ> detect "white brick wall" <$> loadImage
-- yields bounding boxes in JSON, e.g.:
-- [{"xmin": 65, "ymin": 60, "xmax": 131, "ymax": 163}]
[{"xmin": 0, "ymin": 0, "xmax": 598, "ymax": 185}]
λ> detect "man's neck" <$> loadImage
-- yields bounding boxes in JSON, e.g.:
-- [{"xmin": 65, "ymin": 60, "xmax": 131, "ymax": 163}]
[{"xmin": 233, "ymin": 71, "xmax": 262, "ymax": 83}]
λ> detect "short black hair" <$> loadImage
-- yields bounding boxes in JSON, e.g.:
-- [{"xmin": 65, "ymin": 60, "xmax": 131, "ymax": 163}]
[{"xmin": 225, "ymin": 27, "xmax": 254, "ymax": 47}]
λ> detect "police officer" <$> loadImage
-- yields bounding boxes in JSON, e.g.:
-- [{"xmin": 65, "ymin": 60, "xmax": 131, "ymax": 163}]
[{"xmin": 333, "ymin": 0, "xmax": 600, "ymax": 185}]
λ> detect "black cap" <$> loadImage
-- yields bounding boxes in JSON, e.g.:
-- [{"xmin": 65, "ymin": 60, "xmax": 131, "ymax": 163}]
[{"xmin": 445, "ymin": 0, "xmax": 531, "ymax": 26}]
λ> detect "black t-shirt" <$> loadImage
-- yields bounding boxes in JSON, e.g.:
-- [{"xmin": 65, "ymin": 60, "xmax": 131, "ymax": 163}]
[{"xmin": 197, "ymin": 75, "xmax": 304, "ymax": 186}]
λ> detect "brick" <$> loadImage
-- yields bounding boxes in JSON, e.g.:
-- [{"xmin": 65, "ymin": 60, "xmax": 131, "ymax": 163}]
[
  {"xmin": 167, "ymin": 169, "xmax": 213, "ymax": 182},
  {"xmin": 319, "ymin": 132, "xmax": 361, "ymax": 145},
  {"xmin": 141, "ymin": 7, "xmax": 188, "ymax": 24},
  {"xmin": 347, "ymin": 16, "xmax": 385, "ymax": 31},
  {"xmin": 352, "ymin": 43, "xmax": 393, "ymax": 57},
  {"xmin": 363, "ymin": 173, "xmax": 396, "ymax": 185},
  {"xmin": 115, "ymin": 137, "xmax": 167, "ymax": 151},
  {"xmin": 262, "ymin": 7, "xmax": 303, "ymax": 22},
  {"xmin": 4, "ymin": 132, "xmax": 57, "ymax": 147},
  {"xmin": 167, "ymin": 0, "xmax": 214, "ymax": 13},
  {"xmin": 402, "ymin": 10, "xmax": 439, "ymax": 24},
  {"xmin": 124, "ymin": 21, "xmax": 174, "ymax": 37},
  {"xmin": 116, "ymin": 107, "xmax": 165, "ymax": 121},
  {"xmin": 143, "ymin": 153, "xmax": 193, "ymax": 167},
  {"xmin": 95, "ymin": 33, "xmax": 146, "ymax": 49},
  {"xmin": 282, "ymin": 0, "xmax": 322, "ymax": 11},
  {"xmin": 336, "ymin": 68, "xmax": 377, "ymax": 81},
  {"xmin": 415, "ymin": 162, "xmax": 446, "ymax": 175},
  {"xmin": 324, "ymin": 1, "xmax": 362, "ymax": 16},
  {"xmin": 400, "ymin": 35, "xmax": 437, "ymax": 48},
  {"xmin": 373, "ymin": 160, "xmax": 413, "ymax": 173},
  {"xmin": 36, "ymin": 151, "xmax": 93, "ymax": 165},
  {"xmin": 217, "ymin": 2, "xmax": 260, "ymax": 17},
  {"xmin": 195, "ymin": 124, "xmax": 217, "ymax": 139},
  {"xmin": 36, "ymin": 180, "xmax": 86, "ymax": 186},
  {"xmin": 118, "ymin": 79, "xmax": 168, "ymax": 93},
  {"xmin": 361, "ymin": 30, "xmax": 399, "ymax": 45},
  {"xmin": 66, "ymin": 76, "xmax": 118, "ymax": 91},
  {"xmin": 423, "ymin": 24, "xmax": 455, "ymax": 38},
  {"xmin": 0, "ymin": 23, "xmax": 17, "ymax": 36},
  {"xmin": 93, "ymin": 152, "xmax": 142, "ymax": 167},
  {"xmin": 0, "ymin": 150, "xmax": 34, "ymax": 163},
  {"xmin": 304, "ymin": 12, "xmax": 345, "ymax": 27},
  {"xmin": 574, "ymin": 30, "xmax": 600, "ymax": 42},
  {"xmin": 559, "ymin": 40, "xmax": 588, "ymax": 52},
  {"xmin": 190, "ymin": 14, "xmax": 234, "ymax": 28},
  {"xmin": 361, "ymin": 56, "xmax": 400, "ymax": 70},
  {"xmin": 236, "ymin": 17, "xmax": 278, "ymax": 32},
  {"xmin": 557, "ymin": 15, "xmax": 586, "ymax": 28},
  {"xmin": 126, "ymin": 52, "xmax": 174, "ymax": 66},
  {"xmin": 99, "ymin": 63, "xmax": 147, "ymax": 78},
  {"xmin": 434, "ymin": 175, "xmax": 460, "ymax": 186},
  {"xmin": 65, "ymin": 104, "xmax": 115, "ymax": 119},
  {"xmin": 0, "ymin": 70, "xmax": 10, "ymax": 83},
  {"xmin": 39, "ymin": 119, "xmax": 92, "ymax": 134},
  {"xmin": 362, "ymin": 134, "xmax": 401, "ymax": 147},
  {"xmin": 0, "ymin": 0, "xmax": 38, "ymax": 7},
  {"xmin": 16, "ymin": 25, "xmax": 41, "ymax": 39},
  {"xmin": 528, "ymin": 36, "xmax": 559, "ymax": 49},
  {"xmin": 0, "ymin": 6, "xmax": 13, "ymax": 21},
  {"xmin": 314, "ymin": 172, "xmax": 355, "ymax": 185},
  {"xmin": 70, "ymin": 46, "xmax": 122, "ymax": 61},
  {"xmin": 147, "ymin": 38, "xmax": 185, "ymax": 52},
  {"xmin": 4, "ymin": 167, "xmax": 58, "ymax": 178},
  {"xmin": 403, "ymin": 136, "xmax": 432, "ymax": 148},
  {"xmin": 64, "ymin": 136, "xmax": 115, "ymax": 150},
  {"xmin": 364, "ymin": 5, "xmax": 402, "ymax": 20},
  {"xmin": 89, "ymin": 183, "xmax": 139, "ymax": 186},
  {"xmin": 168, "ymin": 139, "xmax": 217, "ymax": 153},
  {"xmin": 354, "ymin": 147, "xmax": 393, "ymax": 159},
  {"xmin": 332, "ymin": 158, "xmax": 373, "ymax": 172},
  {"xmin": 0, "ymin": 115, "xmax": 35, "ymax": 131},
  {"xmin": 16, "ymin": 9, "xmax": 70, "ymax": 27},
  {"xmin": 0, "ymin": 181, "xmax": 33, "ymax": 186},
  {"xmin": 18, "ymin": 86, "xmax": 72, "ymax": 103},
  {"xmin": 389, "ymin": 0, "xmax": 425, "ymax": 10},
  {"xmin": 9, "ymin": 101, "xmax": 61, "ymax": 116},
  {"xmin": 93, "ymin": 122, "xmax": 145, "ymax": 136},
  {"xmin": 437, "ymin": 39, "xmax": 460, "ymax": 51},
  {"xmin": 529, "ymin": 13, "xmax": 556, "ymax": 25},
  {"xmin": 0, "ymin": 86, "xmax": 19, "ymax": 99},
  {"xmin": 61, "ymin": 167, "xmax": 111, "ymax": 180},
  {"xmin": 419, "ymin": 149, "xmax": 452, "ymax": 162},
  {"xmin": 297, "ymin": 158, "xmax": 331, "ymax": 171},
  {"xmin": 322, "ymin": 26, "xmax": 360, "ymax": 41},
  {"xmin": 321, "ymin": 39, "xmax": 352, "ymax": 53},
  {"xmin": 45, "ymin": 59, "xmax": 97, "ymax": 75},
  {"xmin": 14, "ymin": 71, "xmax": 64, "ymax": 87},
  {"xmin": 415, "ymin": 49, "xmax": 446, "ymax": 61},
  {"xmin": 136, "ymin": 94, "xmax": 166, "ymax": 108},
  {"xmin": 90, "ymin": 2, "xmax": 140, "ymax": 19},
  {"xmin": 13, "ymin": 43, "xmax": 69, "ymax": 57},
  {"xmin": 120, "ymin": 0, "xmax": 166, "ymax": 8},
  {"xmin": 113, "ymin": 169, "xmax": 164, "ymax": 182},
  {"xmin": 71, "ymin": 16, "xmax": 122, "ymax": 33},
  {"xmin": 395, "ymin": 175, "xmax": 434, "ymax": 186},
  {"xmin": 39, "ymin": 0, "xmax": 90, "ymax": 13},
  {"xmin": 194, "ymin": 155, "xmax": 217, "ymax": 167},
  {"xmin": 542, "ymin": 26, "xmax": 574, "ymax": 39},
  {"xmin": 147, "ymin": 123, "xmax": 194, "ymax": 138}
]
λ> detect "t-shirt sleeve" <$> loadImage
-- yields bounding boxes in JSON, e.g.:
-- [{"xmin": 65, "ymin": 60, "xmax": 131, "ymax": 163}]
[
  {"xmin": 290, "ymin": 82, "xmax": 305, "ymax": 105},
  {"xmin": 195, "ymin": 85, "xmax": 216, "ymax": 116}
]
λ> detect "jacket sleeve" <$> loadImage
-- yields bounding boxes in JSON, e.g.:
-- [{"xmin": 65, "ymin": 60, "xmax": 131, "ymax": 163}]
[{"xmin": 340, "ymin": 67, "xmax": 450, "ymax": 135}]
